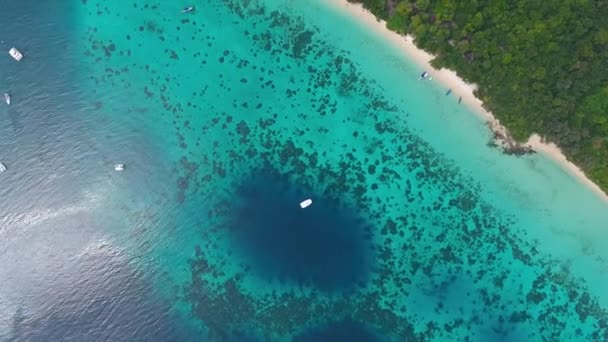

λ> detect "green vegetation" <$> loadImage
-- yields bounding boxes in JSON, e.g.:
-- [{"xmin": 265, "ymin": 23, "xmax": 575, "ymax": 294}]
[{"xmin": 348, "ymin": 0, "xmax": 608, "ymax": 191}]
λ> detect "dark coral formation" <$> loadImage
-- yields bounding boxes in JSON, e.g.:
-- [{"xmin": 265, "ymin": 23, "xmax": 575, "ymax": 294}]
[{"xmin": 185, "ymin": 246, "xmax": 417, "ymax": 340}]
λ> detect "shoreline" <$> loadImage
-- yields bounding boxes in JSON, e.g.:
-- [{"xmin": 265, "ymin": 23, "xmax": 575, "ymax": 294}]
[{"xmin": 325, "ymin": 0, "xmax": 608, "ymax": 203}]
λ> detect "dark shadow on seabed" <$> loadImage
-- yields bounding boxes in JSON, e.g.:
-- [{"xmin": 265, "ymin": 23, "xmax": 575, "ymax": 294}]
[
  {"xmin": 293, "ymin": 319, "xmax": 385, "ymax": 342},
  {"xmin": 225, "ymin": 164, "xmax": 376, "ymax": 292}
]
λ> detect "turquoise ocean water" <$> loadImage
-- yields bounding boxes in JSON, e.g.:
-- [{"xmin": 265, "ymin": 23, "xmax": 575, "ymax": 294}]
[{"xmin": 1, "ymin": 0, "xmax": 608, "ymax": 340}]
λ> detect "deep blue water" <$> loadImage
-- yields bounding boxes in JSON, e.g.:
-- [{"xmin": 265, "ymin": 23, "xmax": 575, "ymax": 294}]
[
  {"xmin": 227, "ymin": 165, "xmax": 374, "ymax": 292},
  {"xmin": 0, "ymin": 1, "xmax": 195, "ymax": 341},
  {"xmin": 293, "ymin": 319, "xmax": 382, "ymax": 342}
]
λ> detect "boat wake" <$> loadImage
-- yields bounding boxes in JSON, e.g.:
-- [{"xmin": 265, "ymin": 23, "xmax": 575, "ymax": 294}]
[{"xmin": 0, "ymin": 180, "xmax": 114, "ymax": 237}]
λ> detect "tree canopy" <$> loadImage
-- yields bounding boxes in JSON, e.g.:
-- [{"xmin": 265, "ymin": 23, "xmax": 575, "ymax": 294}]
[{"xmin": 349, "ymin": 0, "xmax": 608, "ymax": 192}]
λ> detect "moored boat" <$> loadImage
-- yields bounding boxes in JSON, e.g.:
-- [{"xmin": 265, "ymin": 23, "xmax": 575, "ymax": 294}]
[
  {"xmin": 114, "ymin": 163, "xmax": 125, "ymax": 171},
  {"xmin": 9, "ymin": 47, "xmax": 23, "ymax": 61},
  {"xmin": 299, "ymin": 198, "xmax": 312, "ymax": 209}
]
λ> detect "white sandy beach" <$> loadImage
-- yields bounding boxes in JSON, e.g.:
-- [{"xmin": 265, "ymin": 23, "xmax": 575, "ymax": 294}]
[{"xmin": 327, "ymin": 0, "xmax": 608, "ymax": 202}]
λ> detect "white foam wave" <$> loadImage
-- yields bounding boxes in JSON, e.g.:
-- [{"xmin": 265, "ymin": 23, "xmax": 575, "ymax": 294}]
[{"xmin": 0, "ymin": 178, "xmax": 115, "ymax": 237}]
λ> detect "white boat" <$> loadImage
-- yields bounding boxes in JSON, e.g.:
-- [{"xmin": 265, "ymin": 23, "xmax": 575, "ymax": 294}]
[
  {"xmin": 3, "ymin": 93, "xmax": 10, "ymax": 105},
  {"xmin": 9, "ymin": 47, "xmax": 23, "ymax": 61},
  {"xmin": 0, "ymin": 162, "xmax": 6, "ymax": 173},
  {"xmin": 299, "ymin": 198, "xmax": 312, "ymax": 209},
  {"xmin": 181, "ymin": 6, "xmax": 194, "ymax": 13},
  {"xmin": 114, "ymin": 163, "xmax": 125, "ymax": 171}
]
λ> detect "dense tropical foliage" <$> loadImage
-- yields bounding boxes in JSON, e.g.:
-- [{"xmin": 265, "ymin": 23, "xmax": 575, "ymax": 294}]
[{"xmin": 348, "ymin": 0, "xmax": 608, "ymax": 191}]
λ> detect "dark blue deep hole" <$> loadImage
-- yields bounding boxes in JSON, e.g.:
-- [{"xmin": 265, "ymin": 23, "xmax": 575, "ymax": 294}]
[
  {"xmin": 294, "ymin": 319, "xmax": 383, "ymax": 342},
  {"xmin": 227, "ymin": 166, "xmax": 374, "ymax": 291}
]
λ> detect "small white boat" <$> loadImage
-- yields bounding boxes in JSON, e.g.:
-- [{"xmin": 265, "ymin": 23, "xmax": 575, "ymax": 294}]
[
  {"xmin": 9, "ymin": 47, "xmax": 23, "ymax": 61},
  {"xmin": 181, "ymin": 6, "xmax": 194, "ymax": 13},
  {"xmin": 0, "ymin": 162, "xmax": 7, "ymax": 173},
  {"xmin": 3, "ymin": 93, "xmax": 10, "ymax": 105},
  {"xmin": 299, "ymin": 198, "xmax": 312, "ymax": 209},
  {"xmin": 114, "ymin": 163, "xmax": 125, "ymax": 171}
]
